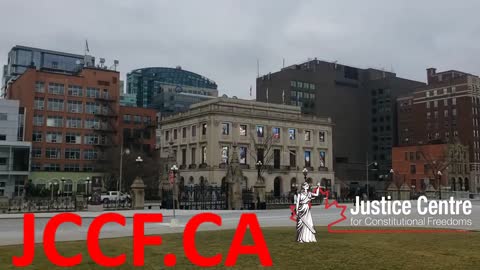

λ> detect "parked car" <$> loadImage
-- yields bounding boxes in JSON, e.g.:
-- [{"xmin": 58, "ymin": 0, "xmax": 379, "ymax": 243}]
[{"xmin": 89, "ymin": 191, "xmax": 131, "ymax": 204}]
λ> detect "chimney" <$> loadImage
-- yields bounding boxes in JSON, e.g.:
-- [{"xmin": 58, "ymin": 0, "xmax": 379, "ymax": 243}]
[{"xmin": 426, "ymin": 68, "xmax": 437, "ymax": 84}]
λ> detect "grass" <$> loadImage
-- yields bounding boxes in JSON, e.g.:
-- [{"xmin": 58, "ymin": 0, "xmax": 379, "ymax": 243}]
[{"xmin": 0, "ymin": 227, "xmax": 479, "ymax": 269}]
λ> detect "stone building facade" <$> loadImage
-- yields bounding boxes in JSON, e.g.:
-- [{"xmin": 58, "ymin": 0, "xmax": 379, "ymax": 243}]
[{"xmin": 159, "ymin": 98, "xmax": 335, "ymax": 196}]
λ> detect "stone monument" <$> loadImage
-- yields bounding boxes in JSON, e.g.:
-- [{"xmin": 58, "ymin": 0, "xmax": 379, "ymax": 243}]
[
  {"xmin": 225, "ymin": 144, "xmax": 244, "ymax": 210},
  {"xmin": 386, "ymin": 181, "xmax": 399, "ymax": 200},
  {"xmin": 88, "ymin": 176, "xmax": 104, "ymax": 212},
  {"xmin": 131, "ymin": 176, "xmax": 146, "ymax": 210}
]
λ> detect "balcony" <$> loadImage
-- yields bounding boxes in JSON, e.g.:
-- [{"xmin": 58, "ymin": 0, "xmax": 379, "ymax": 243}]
[
  {"xmin": 318, "ymin": 166, "xmax": 329, "ymax": 172},
  {"xmin": 188, "ymin": 164, "xmax": 197, "ymax": 169}
]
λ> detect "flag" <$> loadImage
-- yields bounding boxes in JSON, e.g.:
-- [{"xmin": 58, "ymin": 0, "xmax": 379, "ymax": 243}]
[
  {"xmin": 85, "ymin": 40, "xmax": 90, "ymax": 53},
  {"xmin": 250, "ymin": 86, "xmax": 252, "ymax": 97},
  {"xmin": 266, "ymin": 88, "xmax": 269, "ymax": 102}
]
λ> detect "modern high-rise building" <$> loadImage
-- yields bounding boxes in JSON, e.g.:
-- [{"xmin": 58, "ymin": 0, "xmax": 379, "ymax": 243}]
[
  {"xmin": 5, "ymin": 65, "xmax": 156, "ymax": 194},
  {"xmin": 126, "ymin": 66, "xmax": 218, "ymax": 115},
  {"xmin": 0, "ymin": 99, "xmax": 31, "ymax": 198},
  {"xmin": 256, "ymin": 59, "xmax": 424, "ymax": 189},
  {"xmin": 397, "ymin": 68, "xmax": 480, "ymax": 192},
  {"xmin": 2, "ymin": 45, "xmax": 95, "ymax": 94}
]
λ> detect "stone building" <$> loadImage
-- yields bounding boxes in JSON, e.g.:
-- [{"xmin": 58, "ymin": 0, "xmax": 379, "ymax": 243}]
[{"xmin": 159, "ymin": 97, "xmax": 335, "ymax": 197}]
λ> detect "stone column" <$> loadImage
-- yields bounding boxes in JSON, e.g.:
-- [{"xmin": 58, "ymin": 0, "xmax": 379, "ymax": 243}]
[
  {"xmin": 254, "ymin": 177, "xmax": 266, "ymax": 209},
  {"xmin": 386, "ymin": 182, "xmax": 399, "ymax": 200},
  {"xmin": 399, "ymin": 182, "xmax": 411, "ymax": 200},
  {"xmin": 131, "ymin": 177, "xmax": 146, "ymax": 210}
]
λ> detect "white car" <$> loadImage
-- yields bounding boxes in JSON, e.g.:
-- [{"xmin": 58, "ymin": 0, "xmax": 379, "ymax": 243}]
[{"xmin": 89, "ymin": 191, "xmax": 131, "ymax": 203}]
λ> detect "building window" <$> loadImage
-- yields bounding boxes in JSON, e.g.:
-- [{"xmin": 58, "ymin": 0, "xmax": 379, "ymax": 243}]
[
  {"xmin": 444, "ymin": 110, "xmax": 449, "ymax": 117},
  {"xmin": 64, "ymin": 164, "xmax": 80, "ymax": 172},
  {"xmin": 257, "ymin": 148, "xmax": 264, "ymax": 163},
  {"xmin": 66, "ymin": 133, "xmax": 81, "ymax": 144},
  {"xmin": 35, "ymin": 81, "xmax": 45, "ymax": 93},
  {"xmin": 201, "ymin": 146, "xmax": 207, "ymax": 164},
  {"xmin": 222, "ymin": 123, "xmax": 230, "ymax": 135},
  {"xmin": 34, "ymin": 97, "xmax": 44, "ymax": 110},
  {"xmin": 453, "ymin": 109, "xmax": 457, "ymax": 116},
  {"xmin": 86, "ymin": 87, "xmax": 100, "ymax": 98},
  {"xmin": 240, "ymin": 125, "xmax": 247, "ymax": 136},
  {"xmin": 319, "ymin": 150, "xmax": 326, "ymax": 167},
  {"xmin": 289, "ymin": 128, "xmax": 296, "ymax": 140},
  {"xmin": 0, "ymin": 135, "xmax": 5, "ymax": 141},
  {"xmin": 256, "ymin": 125, "xmax": 264, "ymax": 137},
  {"xmin": 444, "ymin": 99, "xmax": 448, "ymax": 106},
  {"xmin": 434, "ymin": 111, "xmax": 438, "ymax": 119},
  {"xmin": 165, "ymin": 130, "xmax": 170, "ymax": 141},
  {"xmin": 272, "ymin": 127, "xmax": 280, "ymax": 139},
  {"xmin": 47, "ymin": 98, "xmax": 64, "ymax": 111},
  {"xmin": 304, "ymin": 151, "xmax": 311, "ymax": 167},
  {"xmin": 434, "ymin": 100, "xmax": 438, "ymax": 108},
  {"xmin": 143, "ymin": 116, "xmax": 151, "ymax": 124},
  {"xmin": 84, "ymin": 119, "xmax": 100, "ymax": 129},
  {"xmin": 68, "ymin": 85, "xmax": 83, "ymax": 96},
  {"xmin": 67, "ymin": 100, "xmax": 83, "ymax": 113},
  {"xmin": 410, "ymin": 164, "xmax": 416, "ymax": 174},
  {"xmin": 33, "ymin": 115, "xmax": 43, "ymax": 127},
  {"xmin": 289, "ymin": 150, "xmax": 296, "ymax": 167},
  {"xmin": 318, "ymin": 131, "xmax": 325, "ymax": 142},
  {"xmin": 44, "ymin": 164, "xmax": 61, "ymax": 172},
  {"xmin": 83, "ymin": 149, "xmax": 98, "ymax": 160},
  {"xmin": 191, "ymin": 147, "xmax": 196, "ymax": 164},
  {"xmin": 426, "ymin": 102, "xmax": 430, "ymax": 109},
  {"xmin": 191, "ymin": 125, "xmax": 196, "ymax": 137},
  {"xmin": 123, "ymin": 114, "xmax": 131, "ymax": 123},
  {"xmin": 0, "ymin": 113, "xmax": 7, "ymax": 121},
  {"xmin": 85, "ymin": 102, "xmax": 100, "ymax": 114},
  {"xmin": 452, "ymin": 98, "xmax": 456, "ymax": 105},
  {"xmin": 32, "ymin": 131, "xmax": 43, "ymax": 142},
  {"xmin": 66, "ymin": 117, "xmax": 82, "ymax": 128},
  {"xmin": 304, "ymin": 130, "xmax": 311, "ymax": 141},
  {"xmin": 32, "ymin": 148, "xmax": 42, "ymax": 158},
  {"xmin": 426, "ymin": 112, "xmax": 431, "ymax": 119},
  {"xmin": 239, "ymin": 147, "xmax": 247, "ymax": 164},
  {"xmin": 65, "ymin": 148, "xmax": 81, "ymax": 160},
  {"xmin": 31, "ymin": 164, "xmax": 41, "ymax": 171},
  {"xmin": 180, "ymin": 149, "xmax": 187, "ymax": 165},
  {"xmin": 221, "ymin": 146, "xmax": 229, "ymax": 164},
  {"xmin": 85, "ymin": 134, "xmax": 99, "ymax": 145},
  {"xmin": 134, "ymin": 115, "xmax": 141, "ymax": 124},
  {"xmin": 46, "ymin": 132, "xmax": 62, "ymax": 143},
  {"xmin": 48, "ymin": 83, "xmax": 64, "ymax": 95},
  {"xmin": 45, "ymin": 148, "xmax": 61, "ymax": 159},
  {"xmin": 182, "ymin": 127, "xmax": 187, "ymax": 138},
  {"xmin": 202, "ymin": 123, "xmax": 207, "ymax": 135},
  {"xmin": 173, "ymin": 129, "xmax": 178, "ymax": 140}
]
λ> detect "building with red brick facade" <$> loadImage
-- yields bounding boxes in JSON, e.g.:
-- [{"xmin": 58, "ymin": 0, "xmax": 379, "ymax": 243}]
[
  {"xmin": 397, "ymin": 68, "xmax": 480, "ymax": 192},
  {"xmin": 5, "ymin": 66, "xmax": 157, "ymax": 194},
  {"xmin": 392, "ymin": 143, "xmax": 470, "ymax": 193}
]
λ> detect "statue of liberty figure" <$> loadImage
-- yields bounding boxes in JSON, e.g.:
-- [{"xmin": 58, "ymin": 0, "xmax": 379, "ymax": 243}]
[{"xmin": 295, "ymin": 182, "xmax": 321, "ymax": 243}]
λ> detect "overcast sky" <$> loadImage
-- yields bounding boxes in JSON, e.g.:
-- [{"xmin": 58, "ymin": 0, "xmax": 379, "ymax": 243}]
[{"xmin": 1, "ymin": 0, "xmax": 480, "ymax": 98}]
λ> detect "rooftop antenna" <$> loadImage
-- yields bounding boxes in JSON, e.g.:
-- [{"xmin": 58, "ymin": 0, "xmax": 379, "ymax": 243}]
[
  {"xmin": 84, "ymin": 39, "xmax": 90, "ymax": 67},
  {"xmin": 283, "ymin": 58, "xmax": 285, "ymax": 68},
  {"xmin": 333, "ymin": 60, "xmax": 338, "ymax": 69}
]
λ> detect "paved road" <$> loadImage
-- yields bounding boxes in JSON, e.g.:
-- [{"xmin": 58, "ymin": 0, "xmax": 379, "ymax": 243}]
[{"xmin": 0, "ymin": 200, "xmax": 478, "ymax": 246}]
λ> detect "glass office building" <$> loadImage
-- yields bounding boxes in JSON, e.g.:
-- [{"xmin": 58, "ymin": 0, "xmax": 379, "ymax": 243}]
[
  {"xmin": 126, "ymin": 66, "xmax": 218, "ymax": 115},
  {"xmin": 2, "ymin": 45, "xmax": 95, "ymax": 91}
]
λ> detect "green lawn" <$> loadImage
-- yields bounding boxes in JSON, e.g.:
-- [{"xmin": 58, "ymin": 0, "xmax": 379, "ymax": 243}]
[{"xmin": 0, "ymin": 227, "xmax": 479, "ymax": 269}]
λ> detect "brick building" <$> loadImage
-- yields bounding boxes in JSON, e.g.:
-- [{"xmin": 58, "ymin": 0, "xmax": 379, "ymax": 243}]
[
  {"xmin": 5, "ymin": 66, "xmax": 156, "ymax": 194},
  {"xmin": 392, "ymin": 143, "xmax": 470, "ymax": 193},
  {"xmin": 397, "ymin": 68, "xmax": 480, "ymax": 192}
]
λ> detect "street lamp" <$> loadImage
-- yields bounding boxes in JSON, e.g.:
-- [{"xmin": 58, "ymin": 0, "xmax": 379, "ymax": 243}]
[
  {"xmin": 61, "ymin": 177, "xmax": 66, "ymax": 198},
  {"xmin": 302, "ymin": 167, "xmax": 308, "ymax": 181},
  {"xmin": 256, "ymin": 160, "xmax": 263, "ymax": 178},
  {"xmin": 85, "ymin": 177, "xmax": 91, "ymax": 197},
  {"xmin": 437, "ymin": 170, "xmax": 443, "ymax": 199},
  {"xmin": 366, "ymin": 161, "xmax": 378, "ymax": 200},
  {"xmin": 117, "ymin": 147, "xmax": 130, "ymax": 207},
  {"xmin": 170, "ymin": 164, "xmax": 179, "ymax": 219}
]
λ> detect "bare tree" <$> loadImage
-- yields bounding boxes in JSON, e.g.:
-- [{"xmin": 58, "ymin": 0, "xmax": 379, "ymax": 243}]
[
  {"xmin": 248, "ymin": 129, "xmax": 277, "ymax": 179},
  {"xmin": 418, "ymin": 145, "xmax": 450, "ymax": 189}
]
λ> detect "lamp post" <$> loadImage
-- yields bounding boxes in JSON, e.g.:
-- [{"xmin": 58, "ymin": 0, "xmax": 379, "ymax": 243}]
[
  {"xmin": 366, "ymin": 159, "xmax": 378, "ymax": 200},
  {"xmin": 85, "ymin": 177, "xmax": 91, "ymax": 197},
  {"xmin": 437, "ymin": 170, "xmax": 443, "ymax": 200},
  {"xmin": 49, "ymin": 182, "xmax": 53, "ymax": 201},
  {"xmin": 61, "ymin": 177, "xmax": 65, "ymax": 198},
  {"xmin": 117, "ymin": 147, "xmax": 130, "ymax": 208},
  {"xmin": 170, "ymin": 164, "xmax": 178, "ymax": 219},
  {"xmin": 302, "ymin": 167, "xmax": 308, "ymax": 182},
  {"xmin": 256, "ymin": 160, "xmax": 262, "ymax": 179}
]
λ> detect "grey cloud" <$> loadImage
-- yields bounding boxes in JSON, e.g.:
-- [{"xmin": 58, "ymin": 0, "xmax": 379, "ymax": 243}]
[{"xmin": 1, "ymin": 0, "xmax": 480, "ymax": 97}]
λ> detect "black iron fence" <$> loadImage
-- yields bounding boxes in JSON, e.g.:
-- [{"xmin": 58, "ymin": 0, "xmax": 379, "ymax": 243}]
[
  {"xmin": 162, "ymin": 185, "xmax": 227, "ymax": 210},
  {"xmin": 5, "ymin": 197, "xmax": 132, "ymax": 213}
]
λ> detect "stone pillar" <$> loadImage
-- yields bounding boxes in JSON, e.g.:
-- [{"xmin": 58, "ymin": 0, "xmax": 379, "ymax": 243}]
[
  {"xmin": 131, "ymin": 176, "xmax": 146, "ymax": 210},
  {"xmin": 399, "ymin": 182, "xmax": 411, "ymax": 200},
  {"xmin": 386, "ymin": 182, "xmax": 399, "ymax": 200},
  {"xmin": 0, "ymin": 197, "xmax": 8, "ymax": 214},
  {"xmin": 425, "ymin": 184, "xmax": 437, "ymax": 199},
  {"xmin": 254, "ymin": 177, "xmax": 266, "ymax": 209}
]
